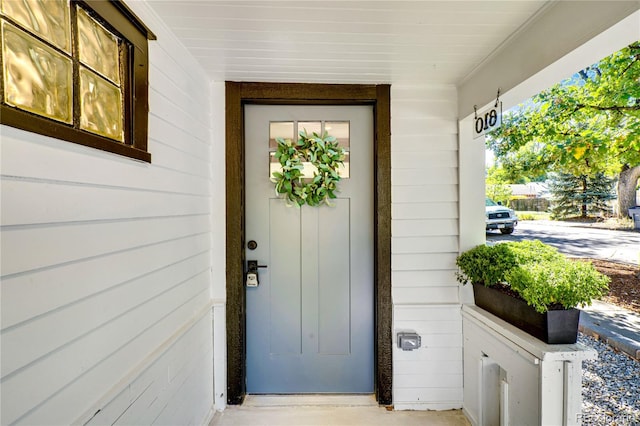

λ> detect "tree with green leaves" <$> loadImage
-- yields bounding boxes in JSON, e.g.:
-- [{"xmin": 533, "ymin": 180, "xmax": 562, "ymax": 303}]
[
  {"xmin": 488, "ymin": 42, "xmax": 640, "ymax": 218},
  {"xmin": 485, "ymin": 165, "xmax": 513, "ymax": 205},
  {"xmin": 548, "ymin": 172, "xmax": 616, "ymax": 219}
]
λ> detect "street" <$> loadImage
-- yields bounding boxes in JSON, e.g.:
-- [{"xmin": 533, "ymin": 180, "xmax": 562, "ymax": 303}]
[{"xmin": 487, "ymin": 220, "xmax": 640, "ymax": 265}]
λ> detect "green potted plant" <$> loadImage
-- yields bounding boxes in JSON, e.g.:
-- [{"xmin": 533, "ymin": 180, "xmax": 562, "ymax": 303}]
[{"xmin": 456, "ymin": 240, "xmax": 609, "ymax": 344}]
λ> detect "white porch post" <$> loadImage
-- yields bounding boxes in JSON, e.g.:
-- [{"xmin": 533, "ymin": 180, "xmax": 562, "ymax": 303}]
[{"xmin": 457, "ymin": 113, "xmax": 485, "ymax": 305}]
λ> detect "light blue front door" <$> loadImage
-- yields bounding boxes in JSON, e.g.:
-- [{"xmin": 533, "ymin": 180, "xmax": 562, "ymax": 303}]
[{"xmin": 244, "ymin": 104, "xmax": 374, "ymax": 393}]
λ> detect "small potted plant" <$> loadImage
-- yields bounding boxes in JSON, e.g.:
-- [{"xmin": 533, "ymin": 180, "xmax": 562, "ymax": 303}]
[{"xmin": 456, "ymin": 240, "xmax": 609, "ymax": 344}]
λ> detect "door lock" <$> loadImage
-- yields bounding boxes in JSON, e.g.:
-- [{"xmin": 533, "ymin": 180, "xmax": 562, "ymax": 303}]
[{"xmin": 246, "ymin": 260, "xmax": 267, "ymax": 287}]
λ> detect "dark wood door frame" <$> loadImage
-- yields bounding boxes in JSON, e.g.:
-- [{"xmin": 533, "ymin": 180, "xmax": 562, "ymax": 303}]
[{"xmin": 225, "ymin": 82, "xmax": 391, "ymax": 405}]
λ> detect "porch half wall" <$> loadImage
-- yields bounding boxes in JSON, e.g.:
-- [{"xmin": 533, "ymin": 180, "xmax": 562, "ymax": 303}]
[
  {"xmin": 391, "ymin": 84, "xmax": 463, "ymax": 410},
  {"xmin": 0, "ymin": 3, "xmax": 216, "ymax": 424}
]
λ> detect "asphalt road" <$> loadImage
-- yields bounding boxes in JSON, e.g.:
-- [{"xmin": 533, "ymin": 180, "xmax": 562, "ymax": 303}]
[{"xmin": 486, "ymin": 220, "xmax": 640, "ymax": 265}]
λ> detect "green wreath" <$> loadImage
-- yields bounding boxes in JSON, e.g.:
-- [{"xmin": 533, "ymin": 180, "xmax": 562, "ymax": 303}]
[{"xmin": 271, "ymin": 129, "xmax": 346, "ymax": 206}]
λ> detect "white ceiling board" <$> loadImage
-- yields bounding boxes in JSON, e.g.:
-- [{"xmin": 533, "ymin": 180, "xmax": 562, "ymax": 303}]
[{"xmin": 145, "ymin": 1, "xmax": 550, "ymax": 84}]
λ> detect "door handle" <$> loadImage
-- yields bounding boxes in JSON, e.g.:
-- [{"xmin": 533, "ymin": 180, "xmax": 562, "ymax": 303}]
[{"xmin": 246, "ymin": 260, "xmax": 267, "ymax": 287}]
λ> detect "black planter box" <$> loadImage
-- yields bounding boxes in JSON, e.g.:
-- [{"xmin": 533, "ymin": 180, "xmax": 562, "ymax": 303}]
[{"xmin": 472, "ymin": 283, "xmax": 580, "ymax": 344}]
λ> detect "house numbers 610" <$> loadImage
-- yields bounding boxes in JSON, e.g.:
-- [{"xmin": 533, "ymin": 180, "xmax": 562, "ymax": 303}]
[
  {"xmin": 476, "ymin": 109, "xmax": 498, "ymax": 132},
  {"xmin": 472, "ymin": 102, "xmax": 502, "ymax": 139}
]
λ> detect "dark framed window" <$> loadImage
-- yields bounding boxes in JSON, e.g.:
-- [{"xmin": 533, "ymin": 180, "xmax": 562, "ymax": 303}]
[{"xmin": 0, "ymin": 0, "xmax": 155, "ymax": 162}]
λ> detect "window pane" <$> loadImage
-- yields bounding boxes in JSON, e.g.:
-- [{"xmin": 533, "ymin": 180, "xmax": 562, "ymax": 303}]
[
  {"xmin": 77, "ymin": 6, "xmax": 119, "ymax": 85},
  {"xmin": 269, "ymin": 121, "xmax": 293, "ymax": 150},
  {"xmin": 326, "ymin": 121, "xmax": 349, "ymax": 178},
  {"xmin": 297, "ymin": 121, "xmax": 321, "ymax": 138},
  {"xmin": 339, "ymin": 152, "xmax": 350, "ymax": 178},
  {"xmin": 269, "ymin": 152, "xmax": 280, "ymax": 176},
  {"xmin": 2, "ymin": 20, "xmax": 72, "ymax": 123},
  {"xmin": 1, "ymin": 0, "xmax": 70, "ymax": 52},
  {"xmin": 269, "ymin": 120, "xmax": 349, "ymax": 179},
  {"xmin": 325, "ymin": 121, "xmax": 350, "ymax": 148},
  {"xmin": 80, "ymin": 66, "xmax": 123, "ymax": 141}
]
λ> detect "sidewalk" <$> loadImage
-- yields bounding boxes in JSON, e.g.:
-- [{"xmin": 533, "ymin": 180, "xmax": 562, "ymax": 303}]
[{"xmin": 579, "ymin": 300, "xmax": 640, "ymax": 360}]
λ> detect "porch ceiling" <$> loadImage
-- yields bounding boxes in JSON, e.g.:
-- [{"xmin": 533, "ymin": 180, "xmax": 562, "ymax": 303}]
[{"xmin": 145, "ymin": 1, "xmax": 549, "ymax": 85}]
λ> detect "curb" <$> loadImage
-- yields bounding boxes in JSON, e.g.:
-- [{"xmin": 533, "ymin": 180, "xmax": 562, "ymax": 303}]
[{"xmin": 579, "ymin": 316, "xmax": 640, "ymax": 360}]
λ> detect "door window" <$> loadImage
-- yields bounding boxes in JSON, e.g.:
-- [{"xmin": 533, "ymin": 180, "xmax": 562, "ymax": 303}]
[{"xmin": 268, "ymin": 120, "xmax": 350, "ymax": 179}]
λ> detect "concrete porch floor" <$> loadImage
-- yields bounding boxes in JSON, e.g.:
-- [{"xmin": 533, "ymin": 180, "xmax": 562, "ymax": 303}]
[{"xmin": 210, "ymin": 395, "xmax": 471, "ymax": 426}]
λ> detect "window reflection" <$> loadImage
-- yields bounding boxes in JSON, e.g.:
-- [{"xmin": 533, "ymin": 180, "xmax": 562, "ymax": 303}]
[
  {"xmin": 269, "ymin": 121, "xmax": 294, "ymax": 149},
  {"xmin": 325, "ymin": 121, "xmax": 350, "ymax": 148},
  {"xmin": 298, "ymin": 121, "xmax": 321, "ymax": 137}
]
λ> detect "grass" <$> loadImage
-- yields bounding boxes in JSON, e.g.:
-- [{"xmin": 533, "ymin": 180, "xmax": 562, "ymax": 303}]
[
  {"xmin": 516, "ymin": 211, "xmax": 551, "ymax": 220},
  {"xmin": 515, "ymin": 212, "xmax": 636, "ymax": 231}
]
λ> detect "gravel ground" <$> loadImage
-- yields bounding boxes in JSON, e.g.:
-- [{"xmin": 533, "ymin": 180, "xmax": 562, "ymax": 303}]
[{"xmin": 580, "ymin": 333, "xmax": 640, "ymax": 425}]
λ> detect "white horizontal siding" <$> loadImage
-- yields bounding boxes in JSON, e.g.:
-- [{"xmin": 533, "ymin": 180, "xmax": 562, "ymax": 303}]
[
  {"xmin": 85, "ymin": 312, "xmax": 213, "ymax": 426},
  {"xmin": 392, "ymin": 202, "xmax": 458, "ymax": 220},
  {"xmin": 392, "ymin": 185, "xmax": 458, "ymax": 203},
  {"xmin": 148, "ymin": 115, "xmax": 211, "ymax": 161},
  {"xmin": 1, "ymin": 179, "xmax": 210, "ymax": 226},
  {"xmin": 2, "ymin": 234, "xmax": 210, "ymax": 329},
  {"xmin": 391, "ymin": 84, "xmax": 462, "ymax": 409},
  {"xmin": 391, "ymin": 134, "xmax": 458, "ymax": 152},
  {"xmin": 392, "ymin": 236, "xmax": 458, "ymax": 253},
  {"xmin": 392, "ymin": 166, "xmax": 458, "ymax": 184},
  {"xmin": 392, "ymin": 219, "xmax": 458, "ymax": 237},
  {"xmin": 0, "ymin": 132, "xmax": 210, "ymax": 196},
  {"xmin": 393, "ymin": 150, "xmax": 458, "ymax": 169},
  {"xmin": 393, "ymin": 287, "xmax": 459, "ymax": 305},
  {"xmin": 1, "ymin": 252, "xmax": 211, "ymax": 376},
  {"xmin": 392, "ymin": 253, "xmax": 457, "ymax": 271},
  {"xmin": 392, "ymin": 270, "xmax": 459, "ymax": 288},
  {"xmin": 393, "ymin": 305, "xmax": 463, "ymax": 410},
  {"xmin": 0, "ymin": 2, "xmax": 215, "ymax": 424},
  {"xmin": 2, "ymin": 215, "xmax": 210, "ymax": 276}
]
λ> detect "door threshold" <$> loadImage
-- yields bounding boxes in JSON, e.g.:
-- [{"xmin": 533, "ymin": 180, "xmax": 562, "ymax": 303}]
[{"xmin": 243, "ymin": 394, "xmax": 377, "ymax": 407}]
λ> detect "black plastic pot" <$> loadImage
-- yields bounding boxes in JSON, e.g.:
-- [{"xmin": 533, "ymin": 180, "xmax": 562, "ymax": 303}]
[{"xmin": 472, "ymin": 283, "xmax": 580, "ymax": 344}]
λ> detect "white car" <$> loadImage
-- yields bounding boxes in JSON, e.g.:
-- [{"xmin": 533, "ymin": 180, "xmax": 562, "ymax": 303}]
[{"xmin": 486, "ymin": 198, "xmax": 517, "ymax": 234}]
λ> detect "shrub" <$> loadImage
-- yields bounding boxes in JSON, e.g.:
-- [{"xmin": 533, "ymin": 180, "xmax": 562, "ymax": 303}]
[
  {"xmin": 455, "ymin": 243, "xmax": 516, "ymax": 286},
  {"xmin": 456, "ymin": 240, "xmax": 610, "ymax": 313},
  {"xmin": 518, "ymin": 213, "xmax": 536, "ymax": 220},
  {"xmin": 506, "ymin": 239, "xmax": 564, "ymax": 264},
  {"xmin": 455, "ymin": 240, "xmax": 561, "ymax": 286},
  {"xmin": 506, "ymin": 260, "xmax": 609, "ymax": 313}
]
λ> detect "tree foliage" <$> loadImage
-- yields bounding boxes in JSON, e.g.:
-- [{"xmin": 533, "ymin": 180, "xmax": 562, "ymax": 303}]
[
  {"xmin": 488, "ymin": 42, "xmax": 640, "ymax": 217},
  {"xmin": 485, "ymin": 165, "xmax": 513, "ymax": 205},
  {"xmin": 548, "ymin": 172, "xmax": 616, "ymax": 219}
]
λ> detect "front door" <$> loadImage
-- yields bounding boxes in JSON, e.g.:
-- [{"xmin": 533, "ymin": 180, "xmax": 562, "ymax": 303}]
[{"xmin": 244, "ymin": 104, "xmax": 374, "ymax": 393}]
